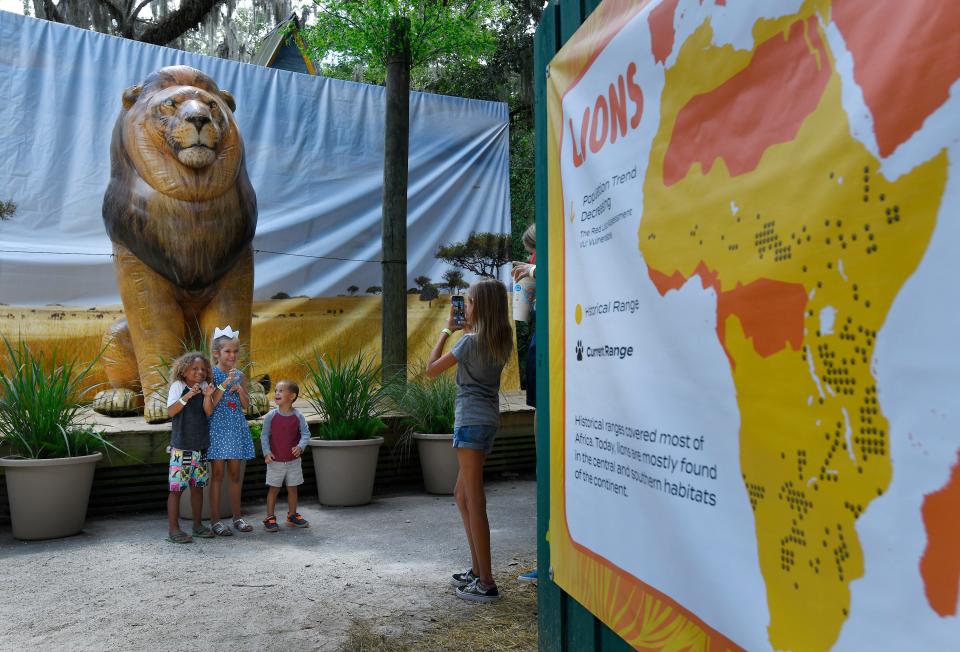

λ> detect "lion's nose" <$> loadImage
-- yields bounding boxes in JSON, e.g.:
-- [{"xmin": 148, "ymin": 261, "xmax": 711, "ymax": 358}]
[{"xmin": 186, "ymin": 114, "xmax": 211, "ymax": 131}]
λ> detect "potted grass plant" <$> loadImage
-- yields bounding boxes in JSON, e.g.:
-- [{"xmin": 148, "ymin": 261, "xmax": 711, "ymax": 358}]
[
  {"xmin": 303, "ymin": 351, "xmax": 393, "ymax": 506},
  {"xmin": 392, "ymin": 372, "xmax": 458, "ymax": 494},
  {"xmin": 0, "ymin": 337, "xmax": 120, "ymax": 540}
]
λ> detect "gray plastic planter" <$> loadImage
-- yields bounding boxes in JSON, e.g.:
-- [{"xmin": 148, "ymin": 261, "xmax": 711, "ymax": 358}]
[
  {"xmin": 308, "ymin": 437, "xmax": 383, "ymax": 506},
  {"xmin": 179, "ymin": 460, "xmax": 246, "ymax": 520},
  {"xmin": 413, "ymin": 433, "xmax": 458, "ymax": 495},
  {"xmin": 0, "ymin": 452, "xmax": 102, "ymax": 540}
]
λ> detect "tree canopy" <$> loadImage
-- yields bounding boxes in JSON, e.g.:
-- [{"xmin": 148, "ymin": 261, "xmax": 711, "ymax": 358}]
[
  {"xmin": 0, "ymin": 200, "xmax": 16, "ymax": 222},
  {"xmin": 24, "ymin": 0, "xmax": 300, "ymax": 60},
  {"xmin": 441, "ymin": 269, "xmax": 467, "ymax": 294},
  {"xmin": 303, "ymin": 0, "xmax": 504, "ymax": 83},
  {"xmin": 436, "ymin": 232, "xmax": 511, "ymax": 278},
  {"xmin": 413, "ymin": 275, "xmax": 432, "ymax": 290},
  {"xmin": 419, "ymin": 283, "xmax": 439, "ymax": 305}
]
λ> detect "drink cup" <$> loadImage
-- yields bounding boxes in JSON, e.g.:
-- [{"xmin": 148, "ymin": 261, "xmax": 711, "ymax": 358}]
[{"xmin": 512, "ymin": 276, "xmax": 536, "ymax": 322}]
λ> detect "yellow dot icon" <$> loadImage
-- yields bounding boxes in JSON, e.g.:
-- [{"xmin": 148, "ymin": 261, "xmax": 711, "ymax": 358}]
[{"xmin": 575, "ymin": 304, "xmax": 583, "ymax": 324}]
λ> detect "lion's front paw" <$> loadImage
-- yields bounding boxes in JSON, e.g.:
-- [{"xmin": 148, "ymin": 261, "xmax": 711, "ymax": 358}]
[
  {"xmin": 144, "ymin": 394, "xmax": 170, "ymax": 424},
  {"xmin": 245, "ymin": 384, "xmax": 269, "ymax": 419},
  {"xmin": 92, "ymin": 388, "xmax": 143, "ymax": 417}
]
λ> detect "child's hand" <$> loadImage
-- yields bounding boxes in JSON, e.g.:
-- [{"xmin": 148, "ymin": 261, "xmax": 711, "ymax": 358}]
[
  {"xmin": 202, "ymin": 384, "xmax": 215, "ymax": 397},
  {"xmin": 264, "ymin": 453, "xmax": 274, "ymax": 464},
  {"xmin": 189, "ymin": 383, "xmax": 202, "ymax": 398},
  {"xmin": 228, "ymin": 369, "xmax": 242, "ymax": 386},
  {"xmin": 292, "ymin": 446, "xmax": 302, "ymax": 458}
]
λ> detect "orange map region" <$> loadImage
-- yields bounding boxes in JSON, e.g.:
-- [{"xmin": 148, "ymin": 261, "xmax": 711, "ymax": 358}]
[
  {"xmin": 663, "ymin": 16, "xmax": 829, "ymax": 186},
  {"xmin": 649, "ymin": 0, "xmax": 679, "ymax": 64},
  {"xmin": 832, "ymin": 0, "xmax": 960, "ymax": 158},
  {"xmin": 648, "ymin": 261, "xmax": 806, "ymax": 362},
  {"xmin": 919, "ymin": 450, "xmax": 960, "ymax": 617}
]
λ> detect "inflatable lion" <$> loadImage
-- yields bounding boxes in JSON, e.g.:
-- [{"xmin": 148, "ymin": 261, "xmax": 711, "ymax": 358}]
[{"xmin": 93, "ymin": 66, "xmax": 266, "ymax": 423}]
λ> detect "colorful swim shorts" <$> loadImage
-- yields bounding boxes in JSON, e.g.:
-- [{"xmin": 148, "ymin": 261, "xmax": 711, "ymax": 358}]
[{"xmin": 168, "ymin": 447, "xmax": 209, "ymax": 492}]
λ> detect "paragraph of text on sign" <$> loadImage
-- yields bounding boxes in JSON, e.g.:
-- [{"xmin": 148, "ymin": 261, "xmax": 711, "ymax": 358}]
[{"xmin": 570, "ymin": 415, "xmax": 718, "ymax": 507}]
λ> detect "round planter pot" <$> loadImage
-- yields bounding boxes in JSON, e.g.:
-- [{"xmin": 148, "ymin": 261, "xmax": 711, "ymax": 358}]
[
  {"xmin": 179, "ymin": 460, "xmax": 246, "ymax": 521},
  {"xmin": 413, "ymin": 433, "xmax": 458, "ymax": 495},
  {"xmin": 0, "ymin": 453, "xmax": 102, "ymax": 540},
  {"xmin": 308, "ymin": 437, "xmax": 383, "ymax": 506}
]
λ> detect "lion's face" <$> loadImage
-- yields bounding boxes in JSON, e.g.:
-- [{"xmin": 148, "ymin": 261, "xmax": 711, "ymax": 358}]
[
  {"xmin": 117, "ymin": 67, "xmax": 243, "ymax": 201},
  {"xmin": 152, "ymin": 86, "xmax": 228, "ymax": 169}
]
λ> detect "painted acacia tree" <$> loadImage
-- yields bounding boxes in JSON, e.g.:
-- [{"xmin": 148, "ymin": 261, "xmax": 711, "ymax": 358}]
[
  {"xmin": 0, "ymin": 200, "xmax": 16, "ymax": 221},
  {"xmin": 436, "ymin": 231, "xmax": 511, "ymax": 277},
  {"xmin": 441, "ymin": 269, "xmax": 467, "ymax": 294},
  {"xmin": 304, "ymin": 0, "xmax": 501, "ymax": 380}
]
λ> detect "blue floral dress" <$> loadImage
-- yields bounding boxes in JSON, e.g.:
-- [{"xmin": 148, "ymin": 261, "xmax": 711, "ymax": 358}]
[{"xmin": 207, "ymin": 366, "xmax": 255, "ymax": 461}]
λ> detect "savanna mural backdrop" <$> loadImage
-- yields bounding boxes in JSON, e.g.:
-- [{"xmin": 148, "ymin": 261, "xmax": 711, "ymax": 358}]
[{"xmin": 0, "ymin": 12, "xmax": 518, "ymax": 403}]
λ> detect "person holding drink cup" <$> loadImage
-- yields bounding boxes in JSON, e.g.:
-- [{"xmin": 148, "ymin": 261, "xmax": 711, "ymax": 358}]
[
  {"xmin": 512, "ymin": 225, "xmax": 537, "ymax": 324},
  {"xmin": 512, "ymin": 223, "xmax": 537, "ymax": 413},
  {"xmin": 513, "ymin": 224, "xmax": 539, "ymax": 584}
]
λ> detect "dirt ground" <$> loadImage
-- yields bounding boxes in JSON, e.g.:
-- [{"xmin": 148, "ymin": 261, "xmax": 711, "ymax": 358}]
[{"xmin": 0, "ymin": 480, "xmax": 537, "ymax": 651}]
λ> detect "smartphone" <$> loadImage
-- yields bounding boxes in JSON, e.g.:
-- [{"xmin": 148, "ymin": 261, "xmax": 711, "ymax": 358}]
[{"xmin": 452, "ymin": 295, "xmax": 465, "ymax": 325}]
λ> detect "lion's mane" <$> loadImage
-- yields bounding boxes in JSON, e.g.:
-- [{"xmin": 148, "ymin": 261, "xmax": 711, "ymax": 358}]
[{"xmin": 102, "ymin": 66, "xmax": 257, "ymax": 290}]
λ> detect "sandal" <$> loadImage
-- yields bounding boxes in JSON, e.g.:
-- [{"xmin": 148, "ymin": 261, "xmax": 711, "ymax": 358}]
[
  {"xmin": 212, "ymin": 521, "xmax": 233, "ymax": 537},
  {"xmin": 166, "ymin": 531, "xmax": 193, "ymax": 544},
  {"xmin": 191, "ymin": 525, "xmax": 214, "ymax": 539},
  {"xmin": 233, "ymin": 517, "xmax": 253, "ymax": 533}
]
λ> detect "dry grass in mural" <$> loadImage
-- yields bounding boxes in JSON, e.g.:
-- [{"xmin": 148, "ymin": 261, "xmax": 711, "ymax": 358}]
[
  {"xmin": 1, "ymin": 296, "xmax": 522, "ymax": 396},
  {"xmin": 339, "ymin": 572, "xmax": 538, "ymax": 652}
]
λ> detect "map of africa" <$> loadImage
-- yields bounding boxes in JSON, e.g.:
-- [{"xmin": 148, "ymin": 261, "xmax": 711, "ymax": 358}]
[
  {"xmin": 640, "ymin": 3, "xmax": 956, "ymax": 650},
  {"xmin": 550, "ymin": 1, "xmax": 959, "ymax": 649}
]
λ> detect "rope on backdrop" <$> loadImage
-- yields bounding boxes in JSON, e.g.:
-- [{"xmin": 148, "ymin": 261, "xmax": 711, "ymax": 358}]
[{"xmin": 0, "ymin": 248, "xmax": 405, "ymax": 265}]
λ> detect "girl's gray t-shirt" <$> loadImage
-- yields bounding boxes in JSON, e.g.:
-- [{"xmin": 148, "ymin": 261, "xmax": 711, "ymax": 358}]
[{"xmin": 452, "ymin": 333, "xmax": 504, "ymax": 428}]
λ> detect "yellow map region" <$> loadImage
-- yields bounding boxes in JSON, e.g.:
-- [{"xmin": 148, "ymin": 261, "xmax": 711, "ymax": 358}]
[{"xmin": 640, "ymin": 9, "xmax": 947, "ymax": 652}]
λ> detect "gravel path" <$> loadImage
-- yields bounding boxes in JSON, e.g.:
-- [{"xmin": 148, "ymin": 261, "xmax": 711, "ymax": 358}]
[{"xmin": 0, "ymin": 480, "xmax": 536, "ymax": 651}]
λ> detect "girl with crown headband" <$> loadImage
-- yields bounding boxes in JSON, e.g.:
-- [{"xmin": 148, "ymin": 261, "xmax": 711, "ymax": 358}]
[{"xmin": 207, "ymin": 325, "xmax": 256, "ymax": 535}]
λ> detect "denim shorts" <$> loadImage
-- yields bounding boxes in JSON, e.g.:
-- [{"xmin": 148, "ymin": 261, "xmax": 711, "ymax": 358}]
[{"xmin": 453, "ymin": 425, "xmax": 499, "ymax": 455}]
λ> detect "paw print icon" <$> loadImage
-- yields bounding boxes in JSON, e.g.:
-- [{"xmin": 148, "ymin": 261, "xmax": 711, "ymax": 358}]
[{"xmin": 575, "ymin": 340, "xmax": 583, "ymax": 361}]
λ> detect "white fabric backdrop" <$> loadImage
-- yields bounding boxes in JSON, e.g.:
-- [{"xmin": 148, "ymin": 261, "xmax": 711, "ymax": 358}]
[{"xmin": 0, "ymin": 11, "xmax": 510, "ymax": 305}]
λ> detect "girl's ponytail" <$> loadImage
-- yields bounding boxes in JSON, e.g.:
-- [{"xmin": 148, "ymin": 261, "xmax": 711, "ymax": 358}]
[{"xmin": 468, "ymin": 278, "xmax": 514, "ymax": 365}]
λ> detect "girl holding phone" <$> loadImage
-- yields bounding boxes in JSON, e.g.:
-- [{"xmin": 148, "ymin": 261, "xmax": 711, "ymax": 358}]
[{"xmin": 427, "ymin": 278, "xmax": 514, "ymax": 602}]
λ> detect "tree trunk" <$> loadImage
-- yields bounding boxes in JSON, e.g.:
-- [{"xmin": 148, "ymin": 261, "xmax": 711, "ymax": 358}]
[
  {"xmin": 138, "ymin": 0, "xmax": 226, "ymax": 45},
  {"xmin": 381, "ymin": 16, "xmax": 411, "ymax": 382}
]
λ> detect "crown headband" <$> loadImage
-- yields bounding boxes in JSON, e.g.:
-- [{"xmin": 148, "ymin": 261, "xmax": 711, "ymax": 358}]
[{"xmin": 213, "ymin": 325, "xmax": 239, "ymax": 339}]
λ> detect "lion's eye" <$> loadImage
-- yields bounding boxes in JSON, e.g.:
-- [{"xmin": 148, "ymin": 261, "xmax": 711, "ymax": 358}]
[
  {"xmin": 208, "ymin": 101, "xmax": 219, "ymax": 111},
  {"xmin": 163, "ymin": 99, "xmax": 176, "ymax": 108}
]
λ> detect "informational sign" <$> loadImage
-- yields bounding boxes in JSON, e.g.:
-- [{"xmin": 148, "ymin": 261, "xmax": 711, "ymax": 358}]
[{"xmin": 547, "ymin": 1, "xmax": 960, "ymax": 649}]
